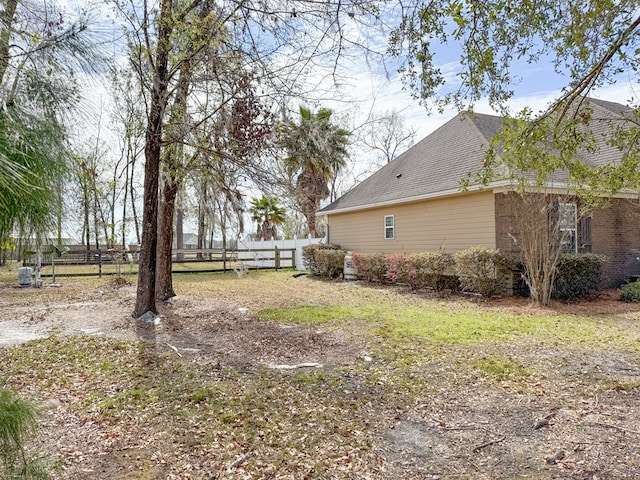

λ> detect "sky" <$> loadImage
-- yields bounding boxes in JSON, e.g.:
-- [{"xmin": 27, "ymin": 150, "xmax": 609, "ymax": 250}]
[
  {"xmin": 276, "ymin": 10, "xmax": 640, "ymax": 197},
  {"xmin": 332, "ymin": 73, "xmax": 640, "ymax": 159},
  {"xmin": 71, "ymin": 0, "xmax": 640, "ymax": 159},
  {"xmin": 63, "ymin": 0, "xmax": 640, "ymax": 240},
  {"xmin": 307, "ymin": 9, "xmax": 640, "ymax": 146}
]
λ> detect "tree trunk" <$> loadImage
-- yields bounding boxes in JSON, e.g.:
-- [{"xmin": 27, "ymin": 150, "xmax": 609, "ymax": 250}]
[
  {"xmin": 134, "ymin": 137, "xmax": 161, "ymax": 316},
  {"xmin": 196, "ymin": 179, "xmax": 208, "ymax": 260},
  {"xmin": 121, "ymin": 155, "xmax": 130, "ymax": 248},
  {"xmin": 109, "ymin": 160, "xmax": 120, "ymax": 248},
  {"xmin": 95, "ymin": 185, "xmax": 110, "ymax": 248},
  {"xmin": 82, "ymin": 179, "xmax": 90, "ymax": 252},
  {"xmin": 304, "ymin": 198, "xmax": 318, "ymax": 237},
  {"xmin": 91, "ymin": 173, "xmax": 100, "ymax": 250},
  {"xmin": 156, "ymin": 178, "xmax": 177, "ymax": 301},
  {"xmin": 154, "ymin": 58, "xmax": 191, "ymax": 301},
  {"xmin": 134, "ymin": 0, "xmax": 173, "ymax": 317},
  {"xmin": 130, "ymin": 156, "xmax": 141, "ymax": 245},
  {"xmin": 176, "ymin": 207, "xmax": 184, "ymax": 261}
]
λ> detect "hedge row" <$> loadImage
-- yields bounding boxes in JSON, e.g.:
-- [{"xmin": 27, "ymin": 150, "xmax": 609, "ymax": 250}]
[
  {"xmin": 352, "ymin": 247, "xmax": 509, "ymax": 296},
  {"xmin": 302, "ymin": 244, "xmax": 607, "ymax": 299},
  {"xmin": 301, "ymin": 244, "xmax": 346, "ymax": 279}
]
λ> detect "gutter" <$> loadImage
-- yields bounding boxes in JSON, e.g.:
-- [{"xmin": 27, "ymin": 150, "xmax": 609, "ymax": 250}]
[
  {"xmin": 317, "ymin": 180, "xmax": 513, "ymax": 216},
  {"xmin": 319, "ymin": 181, "xmax": 640, "ymax": 217}
]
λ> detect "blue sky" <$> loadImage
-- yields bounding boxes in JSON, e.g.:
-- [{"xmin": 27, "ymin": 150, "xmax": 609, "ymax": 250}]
[
  {"xmin": 60, "ymin": 0, "xmax": 640, "ymax": 241},
  {"xmin": 285, "ymin": 13, "xmax": 639, "ymax": 187},
  {"xmin": 319, "ymin": 22, "xmax": 640, "ymax": 141},
  {"xmin": 70, "ymin": 0, "xmax": 640, "ymax": 152}
]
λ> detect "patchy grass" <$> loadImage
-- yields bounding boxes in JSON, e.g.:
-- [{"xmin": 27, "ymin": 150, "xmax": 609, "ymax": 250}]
[
  {"xmin": 258, "ymin": 297, "xmax": 639, "ymax": 352},
  {"xmin": 471, "ymin": 354, "xmax": 532, "ymax": 381},
  {"xmin": 0, "ymin": 336, "xmax": 390, "ymax": 478},
  {"xmin": 1, "ymin": 271, "xmax": 640, "ymax": 479}
]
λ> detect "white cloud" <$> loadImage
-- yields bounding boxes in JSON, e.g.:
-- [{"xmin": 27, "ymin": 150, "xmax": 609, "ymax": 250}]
[{"xmin": 66, "ymin": 2, "xmax": 640, "ymax": 240}]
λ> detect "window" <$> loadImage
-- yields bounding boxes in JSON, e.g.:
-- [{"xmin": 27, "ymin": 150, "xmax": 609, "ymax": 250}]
[
  {"xmin": 384, "ymin": 215, "xmax": 394, "ymax": 239},
  {"xmin": 559, "ymin": 203, "xmax": 577, "ymax": 253}
]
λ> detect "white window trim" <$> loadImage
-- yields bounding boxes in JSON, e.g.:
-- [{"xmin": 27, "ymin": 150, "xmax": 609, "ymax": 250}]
[
  {"xmin": 559, "ymin": 202, "xmax": 577, "ymax": 254},
  {"xmin": 384, "ymin": 215, "xmax": 395, "ymax": 240}
]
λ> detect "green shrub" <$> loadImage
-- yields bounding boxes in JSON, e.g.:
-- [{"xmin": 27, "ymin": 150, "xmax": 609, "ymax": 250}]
[
  {"xmin": 314, "ymin": 248, "xmax": 346, "ymax": 279},
  {"xmin": 407, "ymin": 250, "xmax": 457, "ymax": 291},
  {"xmin": 620, "ymin": 281, "xmax": 640, "ymax": 302},
  {"xmin": 301, "ymin": 244, "xmax": 342, "ymax": 276},
  {"xmin": 454, "ymin": 247, "xmax": 511, "ymax": 297},
  {"xmin": 0, "ymin": 387, "xmax": 48, "ymax": 479},
  {"xmin": 553, "ymin": 253, "xmax": 607, "ymax": 300},
  {"xmin": 351, "ymin": 252, "xmax": 387, "ymax": 283},
  {"xmin": 384, "ymin": 253, "xmax": 409, "ymax": 284}
]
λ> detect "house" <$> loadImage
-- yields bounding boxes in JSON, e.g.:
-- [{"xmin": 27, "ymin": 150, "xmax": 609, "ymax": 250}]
[
  {"xmin": 172, "ymin": 233, "xmax": 199, "ymax": 249},
  {"xmin": 319, "ymin": 99, "xmax": 640, "ymax": 287}
]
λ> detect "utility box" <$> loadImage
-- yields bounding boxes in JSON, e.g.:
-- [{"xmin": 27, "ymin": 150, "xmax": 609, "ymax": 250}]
[
  {"xmin": 18, "ymin": 267, "xmax": 33, "ymax": 287},
  {"xmin": 343, "ymin": 252, "xmax": 358, "ymax": 280}
]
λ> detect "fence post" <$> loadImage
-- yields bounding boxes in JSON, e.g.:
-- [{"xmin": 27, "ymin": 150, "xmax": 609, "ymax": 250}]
[
  {"xmin": 275, "ymin": 246, "xmax": 280, "ymax": 271},
  {"xmin": 291, "ymin": 248, "xmax": 296, "ymax": 269},
  {"xmin": 223, "ymin": 249, "xmax": 227, "ymax": 272},
  {"xmin": 98, "ymin": 251, "xmax": 102, "ymax": 278}
]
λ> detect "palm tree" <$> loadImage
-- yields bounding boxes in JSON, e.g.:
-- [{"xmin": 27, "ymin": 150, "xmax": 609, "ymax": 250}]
[
  {"xmin": 280, "ymin": 106, "xmax": 349, "ymax": 237},
  {"xmin": 0, "ymin": 3, "xmax": 103, "ymax": 251},
  {"xmin": 249, "ymin": 197, "xmax": 287, "ymax": 241},
  {"xmin": 0, "ymin": 112, "xmax": 67, "ymax": 247}
]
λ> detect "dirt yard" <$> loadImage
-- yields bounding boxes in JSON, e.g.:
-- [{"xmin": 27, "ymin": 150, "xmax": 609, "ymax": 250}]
[{"xmin": 1, "ymin": 273, "xmax": 639, "ymax": 479}]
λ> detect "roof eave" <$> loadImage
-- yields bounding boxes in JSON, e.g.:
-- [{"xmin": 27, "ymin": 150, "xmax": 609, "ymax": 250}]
[
  {"xmin": 319, "ymin": 181, "xmax": 640, "ymax": 216},
  {"xmin": 318, "ymin": 180, "xmax": 513, "ymax": 216}
]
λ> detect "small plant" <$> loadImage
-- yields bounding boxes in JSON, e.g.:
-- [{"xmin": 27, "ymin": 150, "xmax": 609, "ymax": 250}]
[
  {"xmin": 407, "ymin": 250, "xmax": 457, "ymax": 291},
  {"xmin": 0, "ymin": 387, "xmax": 48, "ymax": 479},
  {"xmin": 233, "ymin": 261, "xmax": 250, "ymax": 278},
  {"xmin": 472, "ymin": 355, "xmax": 531, "ymax": 381},
  {"xmin": 190, "ymin": 388, "xmax": 210, "ymax": 403},
  {"xmin": 454, "ymin": 247, "xmax": 511, "ymax": 297},
  {"xmin": 107, "ymin": 247, "xmax": 128, "ymax": 279},
  {"xmin": 301, "ymin": 244, "xmax": 343, "ymax": 276},
  {"xmin": 110, "ymin": 276, "xmax": 132, "ymax": 288},
  {"xmin": 351, "ymin": 252, "xmax": 387, "ymax": 283},
  {"xmin": 553, "ymin": 253, "xmax": 607, "ymax": 300},
  {"xmin": 384, "ymin": 253, "xmax": 409, "ymax": 284},
  {"xmin": 620, "ymin": 281, "xmax": 640, "ymax": 303},
  {"xmin": 314, "ymin": 248, "xmax": 346, "ymax": 279}
]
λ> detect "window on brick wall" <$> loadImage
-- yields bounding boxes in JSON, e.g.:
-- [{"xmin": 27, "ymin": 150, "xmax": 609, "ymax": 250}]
[
  {"xmin": 384, "ymin": 215, "xmax": 394, "ymax": 239},
  {"xmin": 559, "ymin": 203, "xmax": 577, "ymax": 253}
]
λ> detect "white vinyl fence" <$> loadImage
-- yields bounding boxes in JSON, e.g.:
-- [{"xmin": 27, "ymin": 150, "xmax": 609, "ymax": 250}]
[{"xmin": 237, "ymin": 236, "xmax": 326, "ymax": 271}]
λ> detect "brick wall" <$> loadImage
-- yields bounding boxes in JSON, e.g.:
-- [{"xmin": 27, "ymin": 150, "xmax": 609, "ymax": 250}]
[
  {"xmin": 494, "ymin": 192, "xmax": 522, "ymax": 260},
  {"xmin": 495, "ymin": 192, "xmax": 640, "ymax": 287},
  {"xmin": 591, "ymin": 198, "xmax": 640, "ymax": 287}
]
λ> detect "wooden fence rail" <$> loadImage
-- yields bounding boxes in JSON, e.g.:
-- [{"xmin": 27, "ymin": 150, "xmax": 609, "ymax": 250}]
[{"xmin": 25, "ymin": 248, "xmax": 296, "ymax": 279}]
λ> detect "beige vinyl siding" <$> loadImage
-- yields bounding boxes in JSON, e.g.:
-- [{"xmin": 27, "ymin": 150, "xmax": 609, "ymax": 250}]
[{"xmin": 326, "ymin": 191, "xmax": 496, "ymax": 253}]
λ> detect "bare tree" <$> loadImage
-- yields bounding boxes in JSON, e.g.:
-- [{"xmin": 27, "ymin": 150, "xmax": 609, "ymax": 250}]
[
  {"xmin": 361, "ymin": 108, "xmax": 417, "ymax": 167},
  {"xmin": 110, "ymin": 66, "xmax": 146, "ymax": 247},
  {"xmin": 502, "ymin": 191, "xmax": 581, "ymax": 306}
]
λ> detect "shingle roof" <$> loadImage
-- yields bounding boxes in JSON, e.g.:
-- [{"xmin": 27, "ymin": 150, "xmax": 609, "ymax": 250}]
[
  {"xmin": 321, "ymin": 99, "xmax": 633, "ymax": 215},
  {"xmin": 577, "ymin": 98, "xmax": 634, "ymax": 166},
  {"xmin": 320, "ymin": 111, "xmax": 503, "ymax": 213}
]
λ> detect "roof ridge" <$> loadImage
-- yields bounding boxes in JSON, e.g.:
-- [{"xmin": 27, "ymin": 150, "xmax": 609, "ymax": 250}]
[
  {"xmin": 459, "ymin": 111, "xmax": 507, "ymax": 180},
  {"xmin": 587, "ymin": 97, "xmax": 632, "ymax": 115},
  {"xmin": 461, "ymin": 110, "xmax": 500, "ymax": 143}
]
